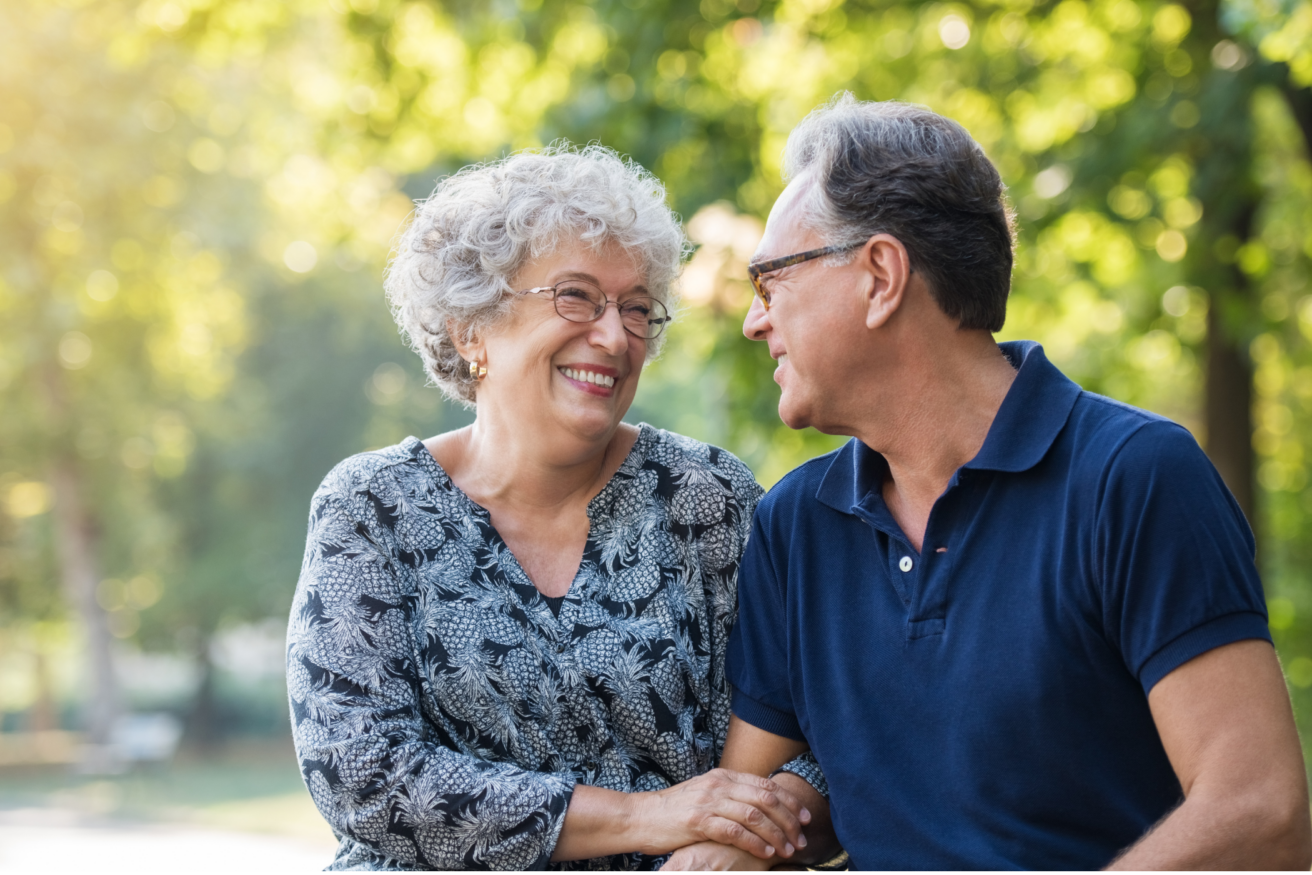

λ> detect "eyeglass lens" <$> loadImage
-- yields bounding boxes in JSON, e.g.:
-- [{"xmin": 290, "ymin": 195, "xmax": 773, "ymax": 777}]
[{"xmin": 552, "ymin": 281, "xmax": 669, "ymax": 339}]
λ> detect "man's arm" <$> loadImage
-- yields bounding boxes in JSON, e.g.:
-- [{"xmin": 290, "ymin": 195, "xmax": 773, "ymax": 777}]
[
  {"xmin": 1108, "ymin": 639, "xmax": 1311, "ymax": 870},
  {"xmin": 662, "ymin": 715, "xmax": 843, "ymax": 870}
]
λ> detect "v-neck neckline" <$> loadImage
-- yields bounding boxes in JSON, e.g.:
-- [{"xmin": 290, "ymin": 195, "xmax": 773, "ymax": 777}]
[{"xmin": 402, "ymin": 424, "xmax": 655, "ymax": 617}]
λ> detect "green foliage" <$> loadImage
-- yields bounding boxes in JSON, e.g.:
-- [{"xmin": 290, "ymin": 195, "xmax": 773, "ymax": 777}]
[{"xmin": 3, "ymin": 0, "xmax": 1312, "ymax": 755}]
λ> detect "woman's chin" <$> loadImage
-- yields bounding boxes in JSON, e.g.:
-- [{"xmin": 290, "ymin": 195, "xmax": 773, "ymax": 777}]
[{"xmin": 554, "ymin": 399, "xmax": 631, "ymax": 443}]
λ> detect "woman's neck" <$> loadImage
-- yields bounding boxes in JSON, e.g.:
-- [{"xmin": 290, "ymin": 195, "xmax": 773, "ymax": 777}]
[{"xmin": 430, "ymin": 411, "xmax": 638, "ymax": 515}]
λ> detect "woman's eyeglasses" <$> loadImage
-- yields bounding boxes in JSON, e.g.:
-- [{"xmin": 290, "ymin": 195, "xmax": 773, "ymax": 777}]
[{"xmin": 518, "ymin": 280, "xmax": 671, "ymax": 340}]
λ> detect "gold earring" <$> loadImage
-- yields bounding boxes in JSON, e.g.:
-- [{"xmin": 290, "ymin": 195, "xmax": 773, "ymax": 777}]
[{"xmin": 469, "ymin": 361, "xmax": 487, "ymax": 381}]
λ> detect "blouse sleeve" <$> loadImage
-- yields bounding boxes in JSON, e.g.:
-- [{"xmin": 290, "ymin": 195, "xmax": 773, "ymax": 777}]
[
  {"xmin": 287, "ymin": 480, "xmax": 575, "ymax": 870},
  {"xmin": 775, "ymin": 750, "xmax": 829, "ymax": 799}
]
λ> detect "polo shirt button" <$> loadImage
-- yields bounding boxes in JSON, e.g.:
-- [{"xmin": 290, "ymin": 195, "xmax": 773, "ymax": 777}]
[{"xmin": 899, "ymin": 556, "xmax": 913, "ymax": 572}]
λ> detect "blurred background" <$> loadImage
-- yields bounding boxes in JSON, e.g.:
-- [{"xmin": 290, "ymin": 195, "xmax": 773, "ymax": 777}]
[{"xmin": 2, "ymin": 0, "xmax": 1312, "ymax": 865}]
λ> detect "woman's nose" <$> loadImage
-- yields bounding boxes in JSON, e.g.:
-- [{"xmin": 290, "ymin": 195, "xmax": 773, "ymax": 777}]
[{"xmin": 589, "ymin": 303, "xmax": 630, "ymax": 352}]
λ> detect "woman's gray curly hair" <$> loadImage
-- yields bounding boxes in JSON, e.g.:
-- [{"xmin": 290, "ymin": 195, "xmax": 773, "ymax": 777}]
[{"xmin": 385, "ymin": 143, "xmax": 689, "ymax": 405}]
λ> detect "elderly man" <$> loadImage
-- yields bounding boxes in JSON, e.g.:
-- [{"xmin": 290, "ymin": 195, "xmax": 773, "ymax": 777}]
[{"xmin": 666, "ymin": 94, "xmax": 1311, "ymax": 870}]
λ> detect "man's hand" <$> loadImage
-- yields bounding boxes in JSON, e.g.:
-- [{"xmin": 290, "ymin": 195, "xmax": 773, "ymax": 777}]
[
  {"xmin": 1108, "ymin": 639, "xmax": 1311, "ymax": 869},
  {"xmin": 661, "ymin": 841, "xmax": 776, "ymax": 871}
]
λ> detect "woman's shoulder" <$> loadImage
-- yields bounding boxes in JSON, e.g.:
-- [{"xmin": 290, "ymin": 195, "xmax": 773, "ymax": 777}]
[
  {"xmin": 638, "ymin": 425, "xmax": 764, "ymax": 508},
  {"xmin": 314, "ymin": 436, "xmax": 442, "ymax": 509}
]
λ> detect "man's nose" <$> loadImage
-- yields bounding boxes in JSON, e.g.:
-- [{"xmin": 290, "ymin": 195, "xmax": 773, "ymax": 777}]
[{"xmin": 742, "ymin": 294, "xmax": 770, "ymax": 341}]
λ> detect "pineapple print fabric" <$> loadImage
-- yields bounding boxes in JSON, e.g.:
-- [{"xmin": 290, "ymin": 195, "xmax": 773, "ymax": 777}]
[{"xmin": 288, "ymin": 424, "xmax": 822, "ymax": 870}]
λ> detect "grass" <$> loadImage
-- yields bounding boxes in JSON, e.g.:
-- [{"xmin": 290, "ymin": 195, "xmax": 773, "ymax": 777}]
[{"xmin": 0, "ymin": 737, "xmax": 335, "ymax": 846}]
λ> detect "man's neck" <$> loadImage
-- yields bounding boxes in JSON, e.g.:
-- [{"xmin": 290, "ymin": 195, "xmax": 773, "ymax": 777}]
[{"xmin": 854, "ymin": 333, "xmax": 1017, "ymax": 550}]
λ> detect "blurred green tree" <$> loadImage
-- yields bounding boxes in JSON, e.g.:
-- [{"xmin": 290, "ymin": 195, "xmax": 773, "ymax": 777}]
[
  {"xmin": 337, "ymin": 0, "xmax": 1312, "ymax": 730},
  {"xmin": 0, "ymin": 0, "xmax": 259, "ymax": 757},
  {"xmin": 5, "ymin": 0, "xmax": 1312, "ymax": 758}
]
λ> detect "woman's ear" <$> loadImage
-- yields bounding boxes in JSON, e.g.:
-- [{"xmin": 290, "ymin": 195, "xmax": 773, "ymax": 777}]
[
  {"xmin": 862, "ymin": 234, "xmax": 912, "ymax": 331},
  {"xmin": 447, "ymin": 319, "xmax": 485, "ymax": 365}
]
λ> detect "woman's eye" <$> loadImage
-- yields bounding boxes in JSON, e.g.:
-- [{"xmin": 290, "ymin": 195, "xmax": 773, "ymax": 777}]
[
  {"xmin": 557, "ymin": 286, "xmax": 592, "ymax": 299},
  {"xmin": 620, "ymin": 303, "xmax": 652, "ymax": 317}
]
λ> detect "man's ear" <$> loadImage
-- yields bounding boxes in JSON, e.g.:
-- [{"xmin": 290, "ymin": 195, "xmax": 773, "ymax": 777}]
[
  {"xmin": 861, "ymin": 234, "xmax": 913, "ymax": 331},
  {"xmin": 447, "ymin": 319, "xmax": 484, "ymax": 364}
]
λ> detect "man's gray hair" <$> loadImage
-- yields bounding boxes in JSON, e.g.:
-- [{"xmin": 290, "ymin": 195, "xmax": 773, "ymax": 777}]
[
  {"xmin": 783, "ymin": 94, "xmax": 1015, "ymax": 332},
  {"xmin": 385, "ymin": 143, "xmax": 689, "ymax": 405}
]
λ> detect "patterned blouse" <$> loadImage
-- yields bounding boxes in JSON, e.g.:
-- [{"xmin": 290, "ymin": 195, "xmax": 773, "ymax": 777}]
[{"xmin": 287, "ymin": 425, "xmax": 826, "ymax": 871}]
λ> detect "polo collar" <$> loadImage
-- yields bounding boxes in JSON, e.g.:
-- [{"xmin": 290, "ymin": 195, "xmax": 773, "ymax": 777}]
[{"xmin": 815, "ymin": 341, "xmax": 1082, "ymax": 514}]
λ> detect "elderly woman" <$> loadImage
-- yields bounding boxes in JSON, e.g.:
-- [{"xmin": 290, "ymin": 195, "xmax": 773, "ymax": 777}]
[{"xmin": 286, "ymin": 145, "xmax": 826, "ymax": 870}]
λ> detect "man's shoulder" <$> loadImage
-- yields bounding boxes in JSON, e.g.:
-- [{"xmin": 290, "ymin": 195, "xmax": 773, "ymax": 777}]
[
  {"xmin": 1063, "ymin": 390, "xmax": 1205, "ymax": 471},
  {"xmin": 755, "ymin": 442, "xmax": 849, "ymax": 516}
]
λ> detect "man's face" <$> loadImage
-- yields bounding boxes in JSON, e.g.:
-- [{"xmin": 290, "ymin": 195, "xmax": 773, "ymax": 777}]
[{"xmin": 742, "ymin": 174, "xmax": 871, "ymax": 433}]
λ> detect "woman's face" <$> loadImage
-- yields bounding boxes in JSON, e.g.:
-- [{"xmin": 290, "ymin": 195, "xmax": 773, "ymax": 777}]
[{"xmin": 474, "ymin": 242, "xmax": 653, "ymax": 448}]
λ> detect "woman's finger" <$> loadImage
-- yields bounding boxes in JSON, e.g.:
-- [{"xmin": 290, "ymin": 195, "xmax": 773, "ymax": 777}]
[
  {"xmin": 720, "ymin": 770, "xmax": 810, "ymax": 821},
  {"xmin": 757, "ymin": 780, "xmax": 812, "ymax": 826},
  {"xmin": 726, "ymin": 797, "xmax": 796, "ymax": 855},
  {"xmin": 718, "ymin": 778, "xmax": 806, "ymax": 852},
  {"xmin": 701, "ymin": 815, "xmax": 778, "ymax": 860}
]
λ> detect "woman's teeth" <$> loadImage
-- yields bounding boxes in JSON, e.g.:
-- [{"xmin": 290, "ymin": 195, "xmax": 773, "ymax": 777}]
[{"xmin": 560, "ymin": 367, "xmax": 615, "ymax": 388}]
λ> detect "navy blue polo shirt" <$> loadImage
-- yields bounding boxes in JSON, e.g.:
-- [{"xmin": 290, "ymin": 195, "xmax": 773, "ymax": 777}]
[{"xmin": 728, "ymin": 341, "xmax": 1270, "ymax": 870}]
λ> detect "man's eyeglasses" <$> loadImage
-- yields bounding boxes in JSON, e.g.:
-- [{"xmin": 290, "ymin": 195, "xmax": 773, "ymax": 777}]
[
  {"xmin": 518, "ymin": 280, "xmax": 671, "ymax": 340},
  {"xmin": 746, "ymin": 244, "xmax": 860, "ymax": 310}
]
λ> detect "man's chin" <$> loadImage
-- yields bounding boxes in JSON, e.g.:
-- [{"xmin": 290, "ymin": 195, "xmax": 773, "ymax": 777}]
[{"xmin": 777, "ymin": 400, "xmax": 811, "ymax": 431}]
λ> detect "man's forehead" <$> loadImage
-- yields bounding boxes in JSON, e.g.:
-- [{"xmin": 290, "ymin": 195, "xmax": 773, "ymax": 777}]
[{"xmin": 753, "ymin": 173, "xmax": 820, "ymax": 262}]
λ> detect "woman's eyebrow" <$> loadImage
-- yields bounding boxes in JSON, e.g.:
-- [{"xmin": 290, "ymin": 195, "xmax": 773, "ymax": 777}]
[
  {"xmin": 553, "ymin": 270, "xmax": 649, "ymax": 294},
  {"xmin": 553, "ymin": 269, "xmax": 602, "ymax": 284}
]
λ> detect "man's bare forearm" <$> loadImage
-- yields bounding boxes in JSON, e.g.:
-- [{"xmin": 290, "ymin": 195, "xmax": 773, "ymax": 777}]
[
  {"xmin": 1106, "ymin": 784, "xmax": 1311, "ymax": 870},
  {"xmin": 1109, "ymin": 641, "xmax": 1312, "ymax": 870}
]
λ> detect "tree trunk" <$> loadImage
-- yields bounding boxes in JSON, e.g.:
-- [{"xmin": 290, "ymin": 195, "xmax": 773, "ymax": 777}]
[
  {"xmin": 1204, "ymin": 303, "xmax": 1256, "ymax": 525},
  {"xmin": 1174, "ymin": 0, "xmax": 1263, "ymax": 541},
  {"xmin": 30, "ymin": 650, "xmax": 58, "ymax": 733},
  {"xmin": 49, "ymin": 453, "xmax": 120, "ymax": 768},
  {"xmin": 1280, "ymin": 76, "xmax": 1312, "ymax": 155},
  {"xmin": 185, "ymin": 636, "xmax": 223, "ymax": 752}
]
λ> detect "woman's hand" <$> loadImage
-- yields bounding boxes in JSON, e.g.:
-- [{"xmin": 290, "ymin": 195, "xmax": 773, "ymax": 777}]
[
  {"xmin": 637, "ymin": 768, "xmax": 811, "ymax": 860},
  {"xmin": 552, "ymin": 769, "xmax": 810, "ymax": 862}
]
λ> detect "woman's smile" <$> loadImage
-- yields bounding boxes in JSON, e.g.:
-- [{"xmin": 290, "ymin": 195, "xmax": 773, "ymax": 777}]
[{"xmin": 558, "ymin": 363, "xmax": 619, "ymax": 395}]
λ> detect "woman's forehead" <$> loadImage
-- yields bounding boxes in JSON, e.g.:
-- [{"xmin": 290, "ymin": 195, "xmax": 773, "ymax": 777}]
[{"xmin": 519, "ymin": 243, "xmax": 651, "ymax": 292}]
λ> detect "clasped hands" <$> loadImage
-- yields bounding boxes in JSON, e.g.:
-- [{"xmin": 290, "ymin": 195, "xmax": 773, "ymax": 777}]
[{"xmin": 643, "ymin": 768, "xmax": 810, "ymax": 871}]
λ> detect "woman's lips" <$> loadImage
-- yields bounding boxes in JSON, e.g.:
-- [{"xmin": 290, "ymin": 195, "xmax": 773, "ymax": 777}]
[{"xmin": 558, "ymin": 366, "xmax": 617, "ymax": 396}]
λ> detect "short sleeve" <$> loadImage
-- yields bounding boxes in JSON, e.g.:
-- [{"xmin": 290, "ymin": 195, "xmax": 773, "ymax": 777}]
[
  {"xmin": 1096, "ymin": 422, "xmax": 1271, "ymax": 692},
  {"xmin": 727, "ymin": 511, "xmax": 806, "ymax": 742}
]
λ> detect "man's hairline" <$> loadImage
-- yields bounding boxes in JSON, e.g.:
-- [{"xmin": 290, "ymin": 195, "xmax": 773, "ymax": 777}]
[{"xmin": 751, "ymin": 171, "xmax": 834, "ymax": 265}]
